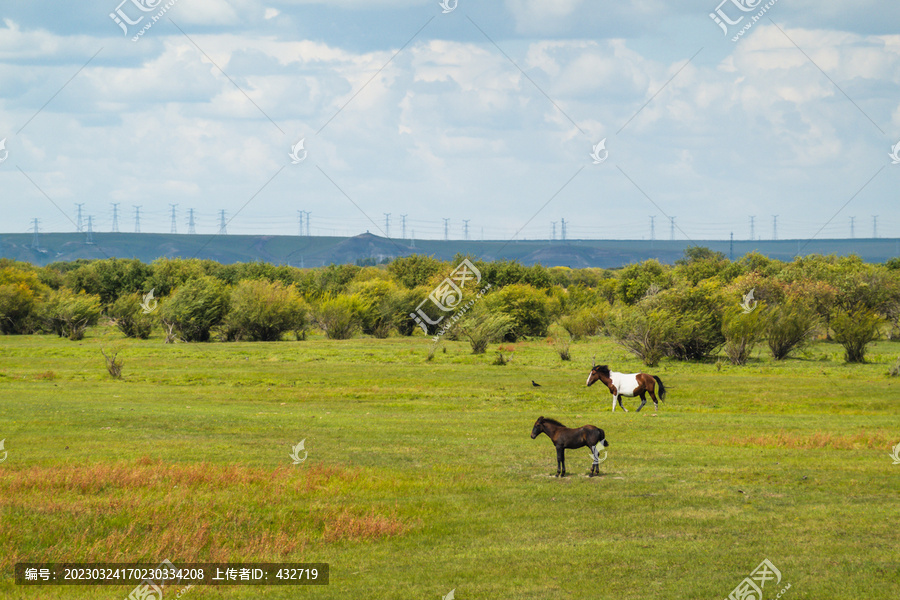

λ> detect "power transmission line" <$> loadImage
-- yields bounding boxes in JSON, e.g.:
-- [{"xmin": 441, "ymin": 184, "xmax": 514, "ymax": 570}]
[
  {"xmin": 169, "ymin": 204, "xmax": 178, "ymax": 234},
  {"xmin": 133, "ymin": 205, "xmax": 141, "ymax": 233},
  {"xmin": 187, "ymin": 208, "xmax": 196, "ymax": 234},
  {"xmin": 111, "ymin": 203, "xmax": 119, "ymax": 233},
  {"xmin": 218, "ymin": 210, "xmax": 227, "ymax": 235}
]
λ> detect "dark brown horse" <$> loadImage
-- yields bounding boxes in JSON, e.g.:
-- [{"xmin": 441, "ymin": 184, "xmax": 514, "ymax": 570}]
[
  {"xmin": 530, "ymin": 416, "xmax": 609, "ymax": 477},
  {"xmin": 586, "ymin": 364, "xmax": 666, "ymax": 413}
]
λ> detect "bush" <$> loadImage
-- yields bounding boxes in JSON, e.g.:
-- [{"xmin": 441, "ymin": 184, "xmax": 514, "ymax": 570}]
[
  {"xmin": 456, "ymin": 304, "xmax": 513, "ymax": 354},
  {"xmin": 655, "ymin": 282, "xmax": 726, "ymax": 361},
  {"xmin": 108, "ymin": 292, "xmax": 154, "ymax": 339},
  {"xmin": 616, "ymin": 259, "xmax": 671, "ymax": 305},
  {"xmin": 0, "ymin": 283, "xmax": 39, "ymax": 334},
  {"xmin": 606, "ymin": 304, "xmax": 674, "ymax": 367},
  {"xmin": 40, "ymin": 289, "xmax": 102, "ymax": 340},
  {"xmin": 831, "ymin": 306, "xmax": 884, "ymax": 363},
  {"xmin": 559, "ymin": 306, "xmax": 604, "ymax": 340},
  {"xmin": 64, "ymin": 258, "xmax": 153, "ymax": 305},
  {"xmin": 220, "ymin": 279, "xmax": 308, "ymax": 341},
  {"xmin": 722, "ymin": 305, "xmax": 766, "ymax": 365},
  {"xmin": 158, "ymin": 276, "xmax": 229, "ymax": 342},
  {"xmin": 488, "ymin": 284, "xmax": 552, "ymax": 341},
  {"xmin": 387, "ymin": 255, "xmax": 447, "ymax": 289},
  {"xmin": 352, "ymin": 280, "xmax": 406, "ymax": 339},
  {"xmin": 316, "ymin": 295, "xmax": 364, "ymax": 339},
  {"xmin": 766, "ymin": 300, "xmax": 819, "ymax": 360},
  {"xmin": 0, "ymin": 267, "xmax": 48, "ymax": 334}
]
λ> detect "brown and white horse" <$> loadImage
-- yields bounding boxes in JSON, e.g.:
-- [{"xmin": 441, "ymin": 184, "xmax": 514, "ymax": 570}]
[{"xmin": 586, "ymin": 364, "xmax": 666, "ymax": 412}]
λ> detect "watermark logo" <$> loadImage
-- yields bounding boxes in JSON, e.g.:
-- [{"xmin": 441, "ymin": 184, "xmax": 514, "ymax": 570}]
[
  {"xmin": 0, "ymin": 439, "xmax": 7, "ymax": 463},
  {"xmin": 592, "ymin": 445, "xmax": 608, "ymax": 466},
  {"xmin": 110, "ymin": 0, "xmax": 181, "ymax": 42},
  {"xmin": 890, "ymin": 442, "xmax": 900, "ymax": 465},
  {"xmin": 442, "ymin": 589, "xmax": 455, "ymax": 600},
  {"xmin": 590, "ymin": 139, "xmax": 608, "ymax": 164},
  {"xmin": 289, "ymin": 139, "xmax": 308, "ymax": 164},
  {"xmin": 725, "ymin": 559, "xmax": 790, "ymax": 600},
  {"xmin": 290, "ymin": 440, "xmax": 308, "ymax": 465},
  {"xmin": 410, "ymin": 259, "xmax": 490, "ymax": 339},
  {"xmin": 710, "ymin": 0, "xmax": 779, "ymax": 42},
  {"xmin": 889, "ymin": 141, "xmax": 900, "ymax": 165},
  {"xmin": 140, "ymin": 288, "xmax": 158, "ymax": 314},
  {"xmin": 0, "ymin": 138, "xmax": 8, "ymax": 164},
  {"xmin": 439, "ymin": 0, "xmax": 458, "ymax": 14},
  {"xmin": 740, "ymin": 288, "xmax": 757, "ymax": 314},
  {"xmin": 125, "ymin": 558, "xmax": 192, "ymax": 600}
]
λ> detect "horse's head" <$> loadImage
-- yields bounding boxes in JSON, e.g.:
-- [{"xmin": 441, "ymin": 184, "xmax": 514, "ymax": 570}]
[
  {"xmin": 531, "ymin": 416, "xmax": 546, "ymax": 439},
  {"xmin": 586, "ymin": 364, "xmax": 610, "ymax": 387}
]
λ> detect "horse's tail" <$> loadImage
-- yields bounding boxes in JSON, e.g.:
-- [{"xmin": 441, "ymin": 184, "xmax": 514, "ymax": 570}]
[
  {"xmin": 597, "ymin": 428, "xmax": 609, "ymax": 447},
  {"xmin": 653, "ymin": 375, "xmax": 666, "ymax": 401}
]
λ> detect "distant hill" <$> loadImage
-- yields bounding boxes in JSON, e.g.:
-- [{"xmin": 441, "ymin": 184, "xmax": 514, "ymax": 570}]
[{"xmin": 1, "ymin": 231, "xmax": 898, "ymax": 268}]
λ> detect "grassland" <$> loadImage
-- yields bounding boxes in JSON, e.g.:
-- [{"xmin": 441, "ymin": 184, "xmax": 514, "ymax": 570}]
[{"xmin": 0, "ymin": 327, "xmax": 898, "ymax": 599}]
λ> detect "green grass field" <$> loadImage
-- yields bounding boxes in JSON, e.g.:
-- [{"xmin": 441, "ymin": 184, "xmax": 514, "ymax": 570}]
[{"xmin": 1, "ymin": 328, "xmax": 898, "ymax": 599}]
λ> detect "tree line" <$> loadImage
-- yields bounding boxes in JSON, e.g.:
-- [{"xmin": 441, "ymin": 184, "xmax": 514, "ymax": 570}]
[{"xmin": 1, "ymin": 248, "xmax": 899, "ymax": 364}]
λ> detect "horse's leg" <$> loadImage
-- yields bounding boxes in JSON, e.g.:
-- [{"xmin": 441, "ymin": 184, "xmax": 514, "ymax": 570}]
[
  {"xmin": 556, "ymin": 446, "xmax": 564, "ymax": 477},
  {"xmin": 647, "ymin": 388, "xmax": 659, "ymax": 412},
  {"xmin": 636, "ymin": 392, "xmax": 647, "ymax": 412},
  {"xmin": 611, "ymin": 393, "xmax": 617, "ymax": 412},
  {"xmin": 589, "ymin": 445, "xmax": 599, "ymax": 476},
  {"xmin": 618, "ymin": 395, "xmax": 628, "ymax": 412}
]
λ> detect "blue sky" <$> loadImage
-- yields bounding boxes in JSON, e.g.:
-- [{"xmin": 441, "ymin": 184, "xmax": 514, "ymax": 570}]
[{"xmin": 1, "ymin": 0, "xmax": 900, "ymax": 241}]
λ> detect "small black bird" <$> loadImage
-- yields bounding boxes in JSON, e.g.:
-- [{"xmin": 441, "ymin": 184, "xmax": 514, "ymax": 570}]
[{"xmin": 532, "ymin": 380, "xmax": 541, "ymax": 387}]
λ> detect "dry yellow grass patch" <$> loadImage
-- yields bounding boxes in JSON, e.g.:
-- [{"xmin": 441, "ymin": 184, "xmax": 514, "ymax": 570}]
[
  {"xmin": 0, "ymin": 460, "xmax": 408, "ymax": 571},
  {"xmin": 716, "ymin": 429, "xmax": 894, "ymax": 450}
]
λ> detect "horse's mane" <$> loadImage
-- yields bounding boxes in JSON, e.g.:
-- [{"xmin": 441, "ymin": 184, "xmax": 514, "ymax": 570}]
[
  {"xmin": 540, "ymin": 417, "xmax": 566, "ymax": 427},
  {"xmin": 594, "ymin": 364, "xmax": 611, "ymax": 376}
]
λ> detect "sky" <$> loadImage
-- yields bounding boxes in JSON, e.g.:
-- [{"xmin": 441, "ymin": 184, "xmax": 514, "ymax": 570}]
[{"xmin": 1, "ymin": 0, "xmax": 900, "ymax": 242}]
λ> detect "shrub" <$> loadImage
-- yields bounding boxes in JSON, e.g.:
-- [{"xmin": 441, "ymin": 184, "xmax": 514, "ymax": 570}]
[
  {"xmin": 722, "ymin": 305, "xmax": 766, "ymax": 365},
  {"xmin": 606, "ymin": 304, "xmax": 674, "ymax": 367},
  {"xmin": 0, "ymin": 267, "xmax": 48, "ymax": 334},
  {"xmin": 488, "ymin": 284, "xmax": 552, "ymax": 341},
  {"xmin": 65, "ymin": 258, "xmax": 153, "ymax": 305},
  {"xmin": 220, "ymin": 280, "xmax": 307, "ymax": 341},
  {"xmin": 456, "ymin": 304, "xmax": 513, "ymax": 354},
  {"xmin": 108, "ymin": 292, "xmax": 154, "ymax": 339},
  {"xmin": 655, "ymin": 282, "xmax": 726, "ymax": 361},
  {"xmin": 559, "ymin": 306, "xmax": 604, "ymax": 340},
  {"xmin": 766, "ymin": 300, "xmax": 819, "ymax": 360},
  {"xmin": 831, "ymin": 305, "xmax": 884, "ymax": 363},
  {"xmin": 316, "ymin": 295, "xmax": 364, "ymax": 340},
  {"xmin": 40, "ymin": 289, "xmax": 102, "ymax": 340},
  {"xmin": 351, "ymin": 280, "xmax": 405, "ymax": 339},
  {"xmin": 616, "ymin": 259, "xmax": 671, "ymax": 305},
  {"xmin": 101, "ymin": 348, "xmax": 124, "ymax": 379},
  {"xmin": 158, "ymin": 276, "xmax": 229, "ymax": 342},
  {"xmin": 387, "ymin": 255, "xmax": 447, "ymax": 289}
]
